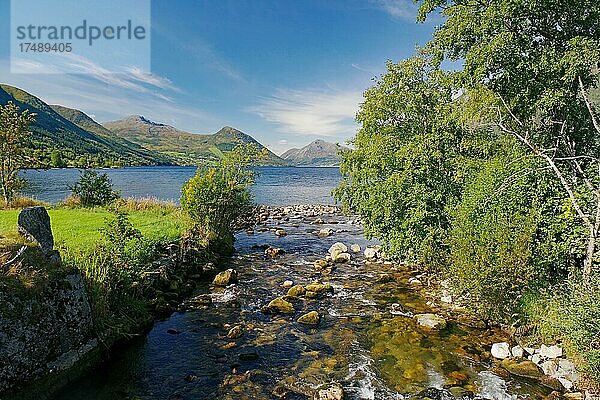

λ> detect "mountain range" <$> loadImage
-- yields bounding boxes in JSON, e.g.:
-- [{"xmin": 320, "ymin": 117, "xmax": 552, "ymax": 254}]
[{"xmin": 0, "ymin": 84, "xmax": 344, "ymax": 168}]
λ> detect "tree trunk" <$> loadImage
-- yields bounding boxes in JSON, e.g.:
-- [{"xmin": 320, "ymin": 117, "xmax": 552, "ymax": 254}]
[{"xmin": 583, "ymin": 229, "xmax": 596, "ymax": 282}]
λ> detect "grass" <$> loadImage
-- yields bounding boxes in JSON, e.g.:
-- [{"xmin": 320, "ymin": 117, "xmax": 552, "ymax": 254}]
[{"xmin": 0, "ymin": 204, "xmax": 188, "ymax": 252}]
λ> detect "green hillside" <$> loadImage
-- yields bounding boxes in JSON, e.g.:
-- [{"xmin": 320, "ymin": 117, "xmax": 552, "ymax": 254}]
[
  {"xmin": 0, "ymin": 84, "xmax": 168, "ymax": 168},
  {"xmin": 103, "ymin": 115, "xmax": 287, "ymax": 165}
]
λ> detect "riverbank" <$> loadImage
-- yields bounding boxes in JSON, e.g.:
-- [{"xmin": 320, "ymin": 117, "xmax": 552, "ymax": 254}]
[{"xmin": 0, "ymin": 200, "xmax": 224, "ymax": 398}]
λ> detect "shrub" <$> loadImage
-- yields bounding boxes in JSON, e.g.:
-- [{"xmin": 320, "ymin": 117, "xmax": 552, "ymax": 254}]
[
  {"xmin": 181, "ymin": 144, "xmax": 263, "ymax": 254},
  {"xmin": 70, "ymin": 170, "xmax": 119, "ymax": 207},
  {"xmin": 525, "ymin": 277, "xmax": 600, "ymax": 382},
  {"xmin": 448, "ymin": 139, "xmax": 579, "ymax": 322}
]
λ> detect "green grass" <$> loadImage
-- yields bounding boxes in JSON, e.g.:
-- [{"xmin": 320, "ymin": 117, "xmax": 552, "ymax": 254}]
[{"xmin": 0, "ymin": 207, "xmax": 188, "ymax": 252}]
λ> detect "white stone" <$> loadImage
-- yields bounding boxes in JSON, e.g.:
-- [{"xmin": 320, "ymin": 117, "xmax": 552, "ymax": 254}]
[
  {"xmin": 558, "ymin": 359, "xmax": 579, "ymax": 382},
  {"xmin": 408, "ymin": 277, "xmax": 421, "ymax": 285},
  {"xmin": 524, "ymin": 347, "xmax": 537, "ymax": 356},
  {"xmin": 541, "ymin": 359, "xmax": 559, "ymax": 376},
  {"xmin": 511, "ymin": 345, "xmax": 524, "ymax": 358},
  {"xmin": 414, "ymin": 313, "xmax": 447, "ymax": 330},
  {"xmin": 531, "ymin": 354, "xmax": 542, "ymax": 365},
  {"xmin": 364, "ymin": 247, "xmax": 379, "ymax": 259},
  {"xmin": 282, "ymin": 280, "xmax": 294, "ymax": 288},
  {"xmin": 441, "ymin": 295, "xmax": 453, "ymax": 303},
  {"xmin": 334, "ymin": 252, "xmax": 351, "ymax": 263},
  {"xmin": 558, "ymin": 377, "xmax": 574, "ymax": 391},
  {"xmin": 328, "ymin": 242, "xmax": 348, "ymax": 259},
  {"xmin": 318, "ymin": 228, "xmax": 333, "ymax": 237},
  {"xmin": 350, "ymin": 244, "xmax": 361, "ymax": 253},
  {"xmin": 539, "ymin": 344, "xmax": 563, "ymax": 359},
  {"xmin": 491, "ymin": 342, "xmax": 511, "ymax": 359}
]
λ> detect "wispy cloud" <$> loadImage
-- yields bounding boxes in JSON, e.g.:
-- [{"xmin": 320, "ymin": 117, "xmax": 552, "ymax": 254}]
[
  {"xmin": 248, "ymin": 87, "xmax": 362, "ymax": 138},
  {"xmin": 1, "ymin": 58, "xmax": 216, "ymax": 132},
  {"xmin": 372, "ymin": 0, "xmax": 419, "ymax": 20}
]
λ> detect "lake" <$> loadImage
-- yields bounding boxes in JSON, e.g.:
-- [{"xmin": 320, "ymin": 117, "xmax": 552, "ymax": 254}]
[{"xmin": 19, "ymin": 166, "xmax": 342, "ymax": 205}]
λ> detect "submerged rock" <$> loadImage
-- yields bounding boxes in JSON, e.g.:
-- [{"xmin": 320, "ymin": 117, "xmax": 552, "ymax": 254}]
[
  {"xmin": 213, "ymin": 269, "xmax": 238, "ymax": 286},
  {"xmin": 318, "ymin": 228, "xmax": 333, "ymax": 237},
  {"xmin": 414, "ymin": 313, "xmax": 447, "ymax": 330},
  {"xmin": 275, "ymin": 229, "xmax": 287, "ymax": 237},
  {"xmin": 333, "ymin": 252, "xmax": 351, "ymax": 263},
  {"xmin": 501, "ymin": 358, "xmax": 543, "ymax": 379},
  {"xmin": 416, "ymin": 387, "xmax": 454, "ymax": 400},
  {"xmin": 265, "ymin": 246, "xmax": 284, "ymax": 258},
  {"xmin": 227, "ymin": 325, "xmax": 244, "ymax": 339},
  {"xmin": 297, "ymin": 311, "xmax": 320, "ymax": 325}
]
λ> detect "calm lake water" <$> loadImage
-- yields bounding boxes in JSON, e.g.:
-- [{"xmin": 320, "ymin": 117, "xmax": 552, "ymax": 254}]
[{"xmin": 19, "ymin": 166, "xmax": 342, "ymax": 205}]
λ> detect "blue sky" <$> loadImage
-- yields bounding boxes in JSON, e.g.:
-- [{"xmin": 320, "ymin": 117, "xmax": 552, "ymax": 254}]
[{"xmin": 0, "ymin": 0, "xmax": 436, "ymax": 154}]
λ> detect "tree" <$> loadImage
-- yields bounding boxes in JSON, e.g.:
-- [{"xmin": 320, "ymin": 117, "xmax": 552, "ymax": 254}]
[
  {"xmin": 419, "ymin": 0, "xmax": 600, "ymax": 280},
  {"xmin": 71, "ymin": 170, "xmax": 119, "ymax": 207},
  {"xmin": 0, "ymin": 101, "xmax": 36, "ymax": 206},
  {"xmin": 50, "ymin": 149, "xmax": 67, "ymax": 168},
  {"xmin": 181, "ymin": 144, "xmax": 266, "ymax": 254},
  {"xmin": 335, "ymin": 57, "xmax": 464, "ymax": 269}
]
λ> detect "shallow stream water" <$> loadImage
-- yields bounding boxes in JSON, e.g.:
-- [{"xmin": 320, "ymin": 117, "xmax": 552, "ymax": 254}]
[{"xmin": 50, "ymin": 206, "xmax": 552, "ymax": 400}]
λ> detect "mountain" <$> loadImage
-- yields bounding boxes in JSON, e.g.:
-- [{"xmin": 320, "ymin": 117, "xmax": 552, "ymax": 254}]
[
  {"xmin": 103, "ymin": 115, "xmax": 286, "ymax": 165},
  {"xmin": 50, "ymin": 105, "xmax": 171, "ymax": 165},
  {"xmin": 281, "ymin": 139, "xmax": 344, "ymax": 166},
  {"xmin": 0, "ymin": 84, "xmax": 168, "ymax": 168}
]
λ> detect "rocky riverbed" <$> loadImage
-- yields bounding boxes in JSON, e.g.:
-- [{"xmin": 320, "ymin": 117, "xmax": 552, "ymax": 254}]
[{"xmin": 49, "ymin": 205, "xmax": 586, "ymax": 400}]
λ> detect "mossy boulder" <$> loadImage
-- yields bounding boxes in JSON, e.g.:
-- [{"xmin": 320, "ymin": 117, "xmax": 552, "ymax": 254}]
[
  {"xmin": 263, "ymin": 297, "xmax": 295, "ymax": 314},
  {"xmin": 297, "ymin": 311, "xmax": 320, "ymax": 325},
  {"xmin": 227, "ymin": 325, "xmax": 244, "ymax": 339},
  {"xmin": 305, "ymin": 283, "xmax": 334, "ymax": 295},
  {"xmin": 213, "ymin": 269, "xmax": 238, "ymax": 286},
  {"xmin": 501, "ymin": 358, "xmax": 543, "ymax": 379},
  {"xmin": 287, "ymin": 285, "xmax": 306, "ymax": 297}
]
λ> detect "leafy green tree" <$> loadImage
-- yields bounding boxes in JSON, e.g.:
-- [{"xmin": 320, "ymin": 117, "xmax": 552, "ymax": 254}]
[
  {"xmin": 71, "ymin": 169, "xmax": 119, "ymax": 207},
  {"xmin": 0, "ymin": 101, "xmax": 36, "ymax": 205},
  {"xmin": 50, "ymin": 149, "xmax": 67, "ymax": 168},
  {"xmin": 418, "ymin": 0, "xmax": 600, "ymax": 280},
  {"xmin": 335, "ymin": 57, "xmax": 463, "ymax": 269},
  {"xmin": 181, "ymin": 144, "xmax": 265, "ymax": 254}
]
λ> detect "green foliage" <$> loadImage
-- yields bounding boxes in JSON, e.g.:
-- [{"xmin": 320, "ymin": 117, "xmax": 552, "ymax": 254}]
[
  {"xmin": 335, "ymin": 57, "xmax": 463, "ymax": 269},
  {"xmin": 0, "ymin": 101, "xmax": 36, "ymax": 205},
  {"xmin": 525, "ymin": 277, "xmax": 600, "ymax": 378},
  {"xmin": 181, "ymin": 144, "xmax": 264, "ymax": 253},
  {"xmin": 70, "ymin": 170, "xmax": 119, "ymax": 207},
  {"xmin": 50, "ymin": 149, "xmax": 66, "ymax": 168}
]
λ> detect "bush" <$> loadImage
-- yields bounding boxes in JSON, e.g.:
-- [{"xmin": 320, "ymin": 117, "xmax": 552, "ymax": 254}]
[
  {"xmin": 525, "ymin": 277, "xmax": 600, "ymax": 382},
  {"xmin": 181, "ymin": 144, "xmax": 263, "ymax": 254},
  {"xmin": 448, "ymin": 138, "xmax": 580, "ymax": 322},
  {"xmin": 70, "ymin": 170, "xmax": 119, "ymax": 207}
]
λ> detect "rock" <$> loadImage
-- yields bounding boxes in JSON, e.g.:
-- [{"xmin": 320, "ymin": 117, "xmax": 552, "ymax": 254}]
[
  {"xmin": 491, "ymin": 342, "xmax": 511, "ymax": 359},
  {"xmin": 541, "ymin": 359, "xmax": 559, "ymax": 376},
  {"xmin": 350, "ymin": 244, "xmax": 361, "ymax": 253},
  {"xmin": 318, "ymin": 228, "xmax": 333, "ymax": 237},
  {"xmin": 531, "ymin": 353, "xmax": 542, "ymax": 365},
  {"xmin": 305, "ymin": 290, "xmax": 318, "ymax": 298},
  {"xmin": 540, "ymin": 375, "xmax": 566, "ymax": 391},
  {"xmin": 282, "ymin": 280, "xmax": 294, "ymax": 288},
  {"xmin": 305, "ymin": 283, "xmax": 334, "ymax": 295},
  {"xmin": 440, "ymin": 295, "xmax": 453, "ymax": 303},
  {"xmin": 227, "ymin": 325, "xmax": 244, "ymax": 339},
  {"xmin": 315, "ymin": 382, "xmax": 343, "ymax": 400},
  {"xmin": 416, "ymin": 387, "xmax": 454, "ymax": 400},
  {"xmin": 246, "ymin": 229, "xmax": 254, "ymax": 234},
  {"xmin": 312, "ymin": 218, "xmax": 324, "ymax": 224},
  {"xmin": 328, "ymin": 242, "xmax": 348, "ymax": 259},
  {"xmin": 408, "ymin": 277, "xmax": 422, "ymax": 285},
  {"xmin": 557, "ymin": 359, "xmax": 578, "ymax": 381},
  {"xmin": 275, "ymin": 229, "xmax": 287, "ymax": 237},
  {"xmin": 414, "ymin": 314, "xmax": 447, "ymax": 330},
  {"xmin": 511, "ymin": 345, "xmax": 524, "ymax": 358},
  {"xmin": 501, "ymin": 359, "xmax": 543, "ymax": 379},
  {"xmin": 213, "ymin": 269, "xmax": 238, "ymax": 286},
  {"xmin": 363, "ymin": 247, "xmax": 379, "ymax": 260},
  {"xmin": 17, "ymin": 206, "xmax": 54, "ymax": 255},
  {"xmin": 539, "ymin": 344, "xmax": 563, "ymax": 359},
  {"xmin": 314, "ymin": 259, "xmax": 330, "ymax": 269},
  {"xmin": 287, "ymin": 285, "xmax": 306, "ymax": 297},
  {"xmin": 297, "ymin": 311, "xmax": 320, "ymax": 325},
  {"xmin": 265, "ymin": 246, "xmax": 284, "ymax": 258},
  {"xmin": 564, "ymin": 392, "xmax": 585, "ymax": 400},
  {"xmin": 239, "ymin": 351, "xmax": 259, "ymax": 361},
  {"xmin": 264, "ymin": 297, "xmax": 295, "ymax": 314},
  {"xmin": 558, "ymin": 377, "xmax": 572, "ymax": 390},
  {"xmin": 333, "ymin": 252, "xmax": 351, "ymax": 263},
  {"xmin": 377, "ymin": 274, "xmax": 395, "ymax": 284}
]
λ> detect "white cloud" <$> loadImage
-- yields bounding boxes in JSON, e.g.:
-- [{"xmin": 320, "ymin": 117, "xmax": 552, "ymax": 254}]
[
  {"xmin": 278, "ymin": 139, "xmax": 288, "ymax": 145},
  {"xmin": 372, "ymin": 0, "xmax": 419, "ymax": 20},
  {"xmin": 248, "ymin": 87, "xmax": 362, "ymax": 138}
]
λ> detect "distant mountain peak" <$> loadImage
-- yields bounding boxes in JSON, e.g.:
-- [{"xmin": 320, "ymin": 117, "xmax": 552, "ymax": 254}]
[
  {"xmin": 281, "ymin": 139, "xmax": 345, "ymax": 166},
  {"xmin": 126, "ymin": 115, "xmax": 165, "ymax": 126}
]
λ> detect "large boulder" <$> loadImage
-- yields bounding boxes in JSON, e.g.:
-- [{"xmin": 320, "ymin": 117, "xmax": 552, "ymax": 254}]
[
  {"xmin": 17, "ymin": 206, "xmax": 54, "ymax": 255},
  {"xmin": 297, "ymin": 311, "xmax": 320, "ymax": 325},
  {"xmin": 328, "ymin": 242, "xmax": 348, "ymax": 259},
  {"xmin": 264, "ymin": 297, "xmax": 295, "ymax": 314},
  {"xmin": 491, "ymin": 342, "xmax": 511, "ymax": 359}
]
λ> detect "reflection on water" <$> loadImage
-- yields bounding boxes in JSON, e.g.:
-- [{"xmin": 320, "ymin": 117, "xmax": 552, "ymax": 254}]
[{"xmin": 20, "ymin": 166, "xmax": 342, "ymax": 205}]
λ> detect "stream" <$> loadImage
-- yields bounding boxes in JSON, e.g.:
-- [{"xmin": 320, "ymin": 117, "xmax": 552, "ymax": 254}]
[{"xmin": 50, "ymin": 205, "xmax": 552, "ymax": 400}]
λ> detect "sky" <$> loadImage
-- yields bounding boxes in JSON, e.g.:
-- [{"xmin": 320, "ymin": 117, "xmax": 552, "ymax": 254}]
[{"xmin": 0, "ymin": 0, "xmax": 437, "ymax": 155}]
